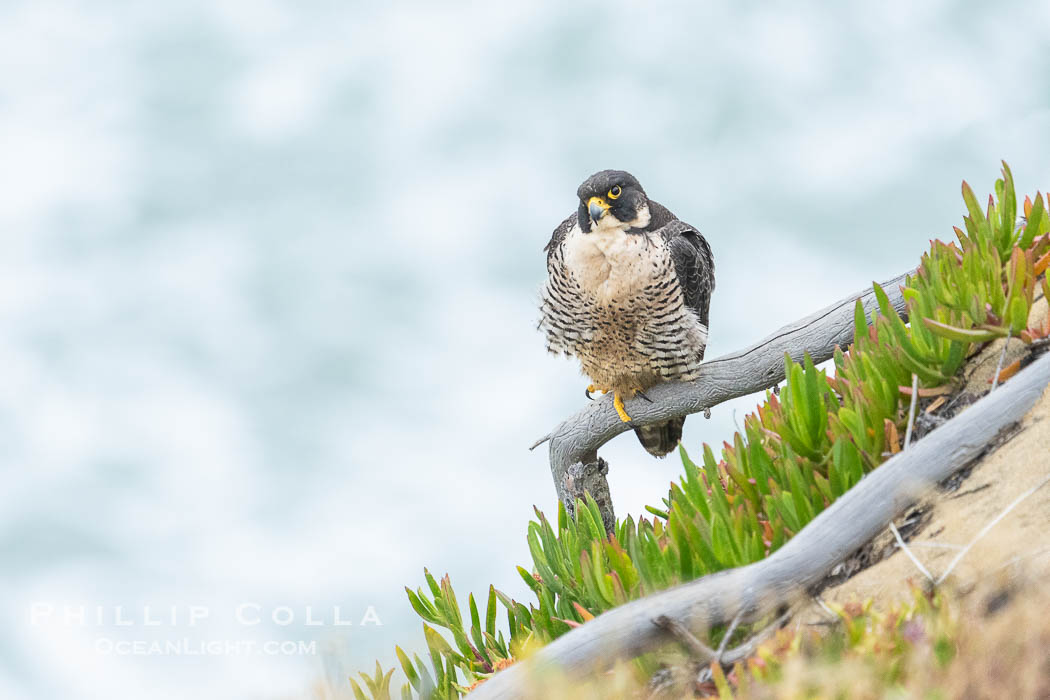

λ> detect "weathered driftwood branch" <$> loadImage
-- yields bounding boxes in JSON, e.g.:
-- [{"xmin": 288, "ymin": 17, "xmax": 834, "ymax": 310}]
[
  {"xmin": 474, "ymin": 350, "xmax": 1050, "ymax": 699},
  {"xmin": 539, "ymin": 270, "xmax": 915, "ymax": 532}
]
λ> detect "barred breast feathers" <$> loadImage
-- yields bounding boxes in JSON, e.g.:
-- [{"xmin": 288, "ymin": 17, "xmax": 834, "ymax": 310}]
[{"xmin": 539, "ymin": 205, "xmax": 714, "ymax": 383}]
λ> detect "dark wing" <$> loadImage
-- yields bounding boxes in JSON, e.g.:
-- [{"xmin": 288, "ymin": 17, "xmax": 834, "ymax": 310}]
[
  {"xmin": 660, "ymin": 219, "xmax": 715, "ymax": 329},
  {"xmin": 544, "ymin": 212, "xmax": 578, "ymax": 261}
]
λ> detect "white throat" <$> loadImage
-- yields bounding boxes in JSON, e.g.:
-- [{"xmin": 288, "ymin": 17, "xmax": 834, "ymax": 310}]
[
  {"xmin": 592, "ymin": 202, "xmax": 651, "ymax": 233},
  {"xmin": 562, "ymin": 211, "xmax": 660, "ymax": 304}
]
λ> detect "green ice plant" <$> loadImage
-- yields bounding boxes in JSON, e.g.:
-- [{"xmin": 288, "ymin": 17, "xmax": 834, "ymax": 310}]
[{"xmin": 348, "ymin": 163, "xmax": 1050, "ymax": 699}]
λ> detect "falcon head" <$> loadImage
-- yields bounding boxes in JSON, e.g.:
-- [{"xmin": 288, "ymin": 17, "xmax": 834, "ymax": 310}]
[{"xmin": 577, "ymin": 170, "xmax": 651, "ymax": 233}]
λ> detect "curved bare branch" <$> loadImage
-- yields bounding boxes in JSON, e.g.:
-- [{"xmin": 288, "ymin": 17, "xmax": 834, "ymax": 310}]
[{"xmin": 545, "ymin": 270, "xmax": 915, "ymax": 530}]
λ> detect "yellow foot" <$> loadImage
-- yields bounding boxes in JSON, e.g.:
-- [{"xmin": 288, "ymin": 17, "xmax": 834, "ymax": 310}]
[{"xmin": 613, "ymin": 391, "xmax": 632, "ymax": 422}]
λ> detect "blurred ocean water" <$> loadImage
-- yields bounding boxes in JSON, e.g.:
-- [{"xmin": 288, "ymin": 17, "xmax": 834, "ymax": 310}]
[{"xmin": 1, "ymin": 1, "xmax": 1048, "ymax": 697}]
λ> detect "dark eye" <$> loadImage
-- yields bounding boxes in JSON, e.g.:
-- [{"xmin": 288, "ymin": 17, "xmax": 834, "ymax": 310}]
[{"xmin": 608, "ymin": 185, "xmax": 622, "ymax": 200}]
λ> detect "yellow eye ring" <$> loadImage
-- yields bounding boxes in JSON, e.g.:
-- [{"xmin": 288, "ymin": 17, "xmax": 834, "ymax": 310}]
[{"xmin": 608, "ymin": 185, "xmax": 622, "ymax": 199}]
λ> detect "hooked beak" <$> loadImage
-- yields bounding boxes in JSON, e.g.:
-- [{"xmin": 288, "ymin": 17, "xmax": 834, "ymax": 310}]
[{"xmin": 587, "ymin": 196, "xmax": 609, "ymax": 226}]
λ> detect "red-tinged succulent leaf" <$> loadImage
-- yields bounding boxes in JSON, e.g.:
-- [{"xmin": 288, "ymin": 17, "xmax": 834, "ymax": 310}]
[
  {"xmin": 988, "ymin": 359, "xmax": 1021, "ymax": 383},
  {"xmin": 978, "ymin": 323, "xmax": 1013, "ymax": 336},
  {"xmin": 885, "ymin": 419, "xmax": 900, "ymax": 455},
  {"xmin": 898, "ymin": 384, "xmax": 953, "ymax": 397},
  {"xmin": 572, "ymin": 601, "xmax": 595, "ymax": 622},
  {"xmin": 1035, "ymin": 249, "xmax": 1050, "ymax": 277},
  {"xmin": 923, "ymin": 318, "xmax": 1003, "ymax": 343}
]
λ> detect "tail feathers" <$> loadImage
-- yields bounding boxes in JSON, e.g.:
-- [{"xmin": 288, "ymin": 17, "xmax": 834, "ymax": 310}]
[{"xmin": 634, "ymin": 416, "xmax": 686, "ymax": 458}]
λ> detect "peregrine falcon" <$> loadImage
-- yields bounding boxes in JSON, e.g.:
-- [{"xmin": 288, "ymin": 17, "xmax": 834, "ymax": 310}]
[{"xmin": 539, "ymin": 170, "xmax": 715, "ymax": 457}]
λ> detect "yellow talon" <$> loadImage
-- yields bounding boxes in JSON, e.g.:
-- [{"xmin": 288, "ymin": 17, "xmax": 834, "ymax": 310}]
[{"xmin": 613, "ymin": 391, "xmax": 632, "ymax": 422}]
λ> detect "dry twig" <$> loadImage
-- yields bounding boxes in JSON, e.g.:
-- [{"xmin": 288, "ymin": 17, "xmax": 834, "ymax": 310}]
[
  {"xmin": 651, "ymin": 609, "xmax": 790, "ymax": 670},
  {"xmin": 904, "ymin": 373, "xmax": 919, "ymax": 450},
  {"xmin": 715, "ymin": 609, "xmax": 743, "ymax": 660},
  {"xmin": 991, "ymin": 330, "xmax": 1012, "ymax": 390},
  {"xmin": 936, "ymin": 472, "xmax": 1050, "ymax": 585},
  {"xmin": 651, "ymin": 615, "xmax": 716, "ymax": 662},
  {"xmin": 889, "ymin": 521, "xmax": 934, "ymax": 582}
]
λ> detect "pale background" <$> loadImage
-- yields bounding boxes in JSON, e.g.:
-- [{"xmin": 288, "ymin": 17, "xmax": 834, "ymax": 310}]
[{"xmin": 2, "ymin": 1, "xmax": 1049, "ymax": 698}]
